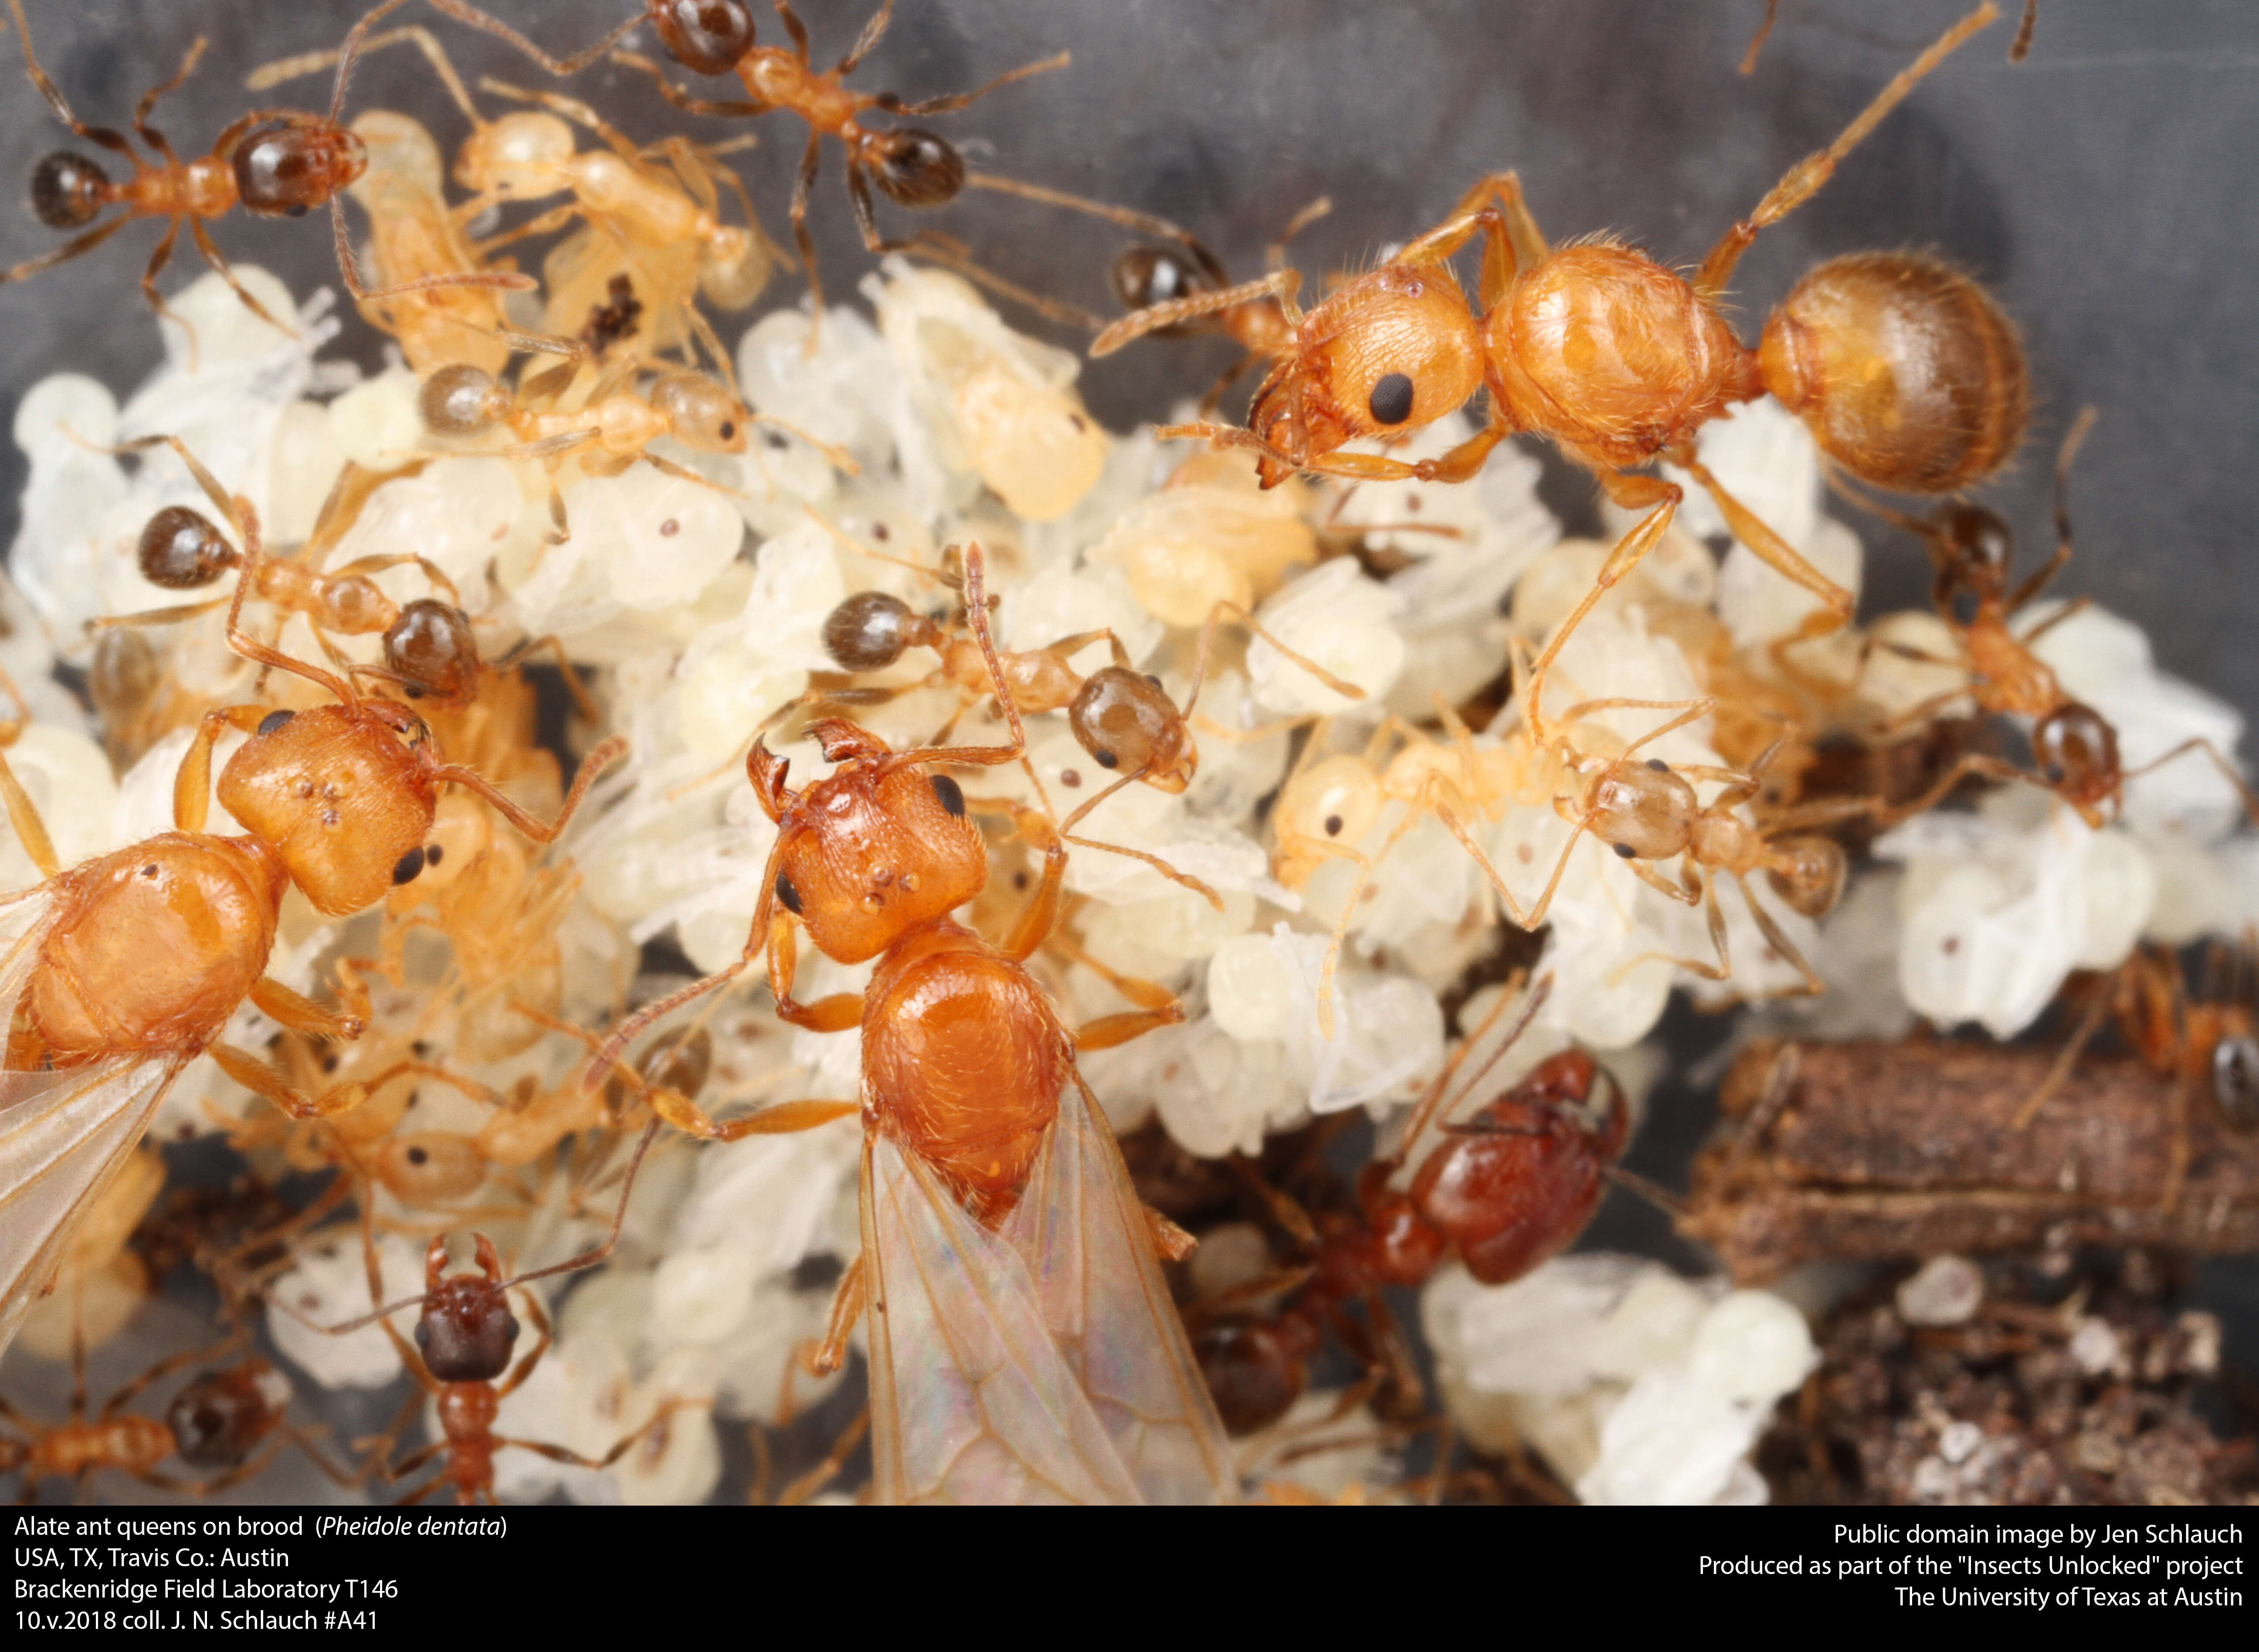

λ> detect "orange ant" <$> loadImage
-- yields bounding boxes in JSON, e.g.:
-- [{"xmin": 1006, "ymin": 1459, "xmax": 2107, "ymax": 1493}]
[
  {"xmin": 587, "ymin": 540, "xmax": 1237, "ymax": 1503},
  {"xmin": 427, "ymin": 0, "xmax": 1068, "ymax": 327},
  {"xmin": 1099, "ymin": 4, "xmax": 2022, "ymax": 752},
  {"xmin": 0, "ymin": 0, "xmax": 528, "ymax": 335},
  {"xmin": 0, "ymin": 447, "xmax": 623, "ymax": 1356},
  {"xmin": 1859, "ymin": 410, "xmax": 2259, "ymax": 832}
]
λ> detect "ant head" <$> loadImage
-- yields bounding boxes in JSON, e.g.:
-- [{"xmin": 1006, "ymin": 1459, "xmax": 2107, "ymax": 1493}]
[
  {"xmin": 698, "ymin": 223, "xmax": 770, "ymax": 310},
  {"xmin": 2212, "ymin": 1035, "xmax": 2259, "ymax": 1134},
  {"xmin": 1111, "ymin": 244, "xmax": 1224, "ymax": 318},
  {"xmin": 822, "ymin": 590, "xmax": 927, "ymax": 671},
  {"xmin": 216, "ymin": 699, "xmax": 443, "ymax": 917},
  {"xmin": 165, "ymin": 1360, "xmax": 292, "ymax": 1470},
  {"xmin": 866, "ymin": 128, "xmax": 965, "ymax": 207},
  {"xmin": 1249, "ymin": 264, "xmax": 1482, "ymax": 485},
  {"xmin": 30, "ymin": 150, "xmax": 108, "ymax": 229},
  {"xmin": 1758, "ymin": 251, "xmax": 2028, "ymax": 494},
  {"xmin": 1069, "ymin": 667, "xmax": 1196, "ymax": 792},
  {"xmin": 1273, "ymin": 754, "xmax": 1385, "ymax": 886},
  {"xmin": 1929, "ymin": 501, "xmax": 2014, "ymax": 604},
  {"xmin": 1191, "ymin": 1315, "xmax": 1307, "ymax": 1437},
  {"xmin": 1763, "ymin": 833, "xmax": 1848, "ymax": 920},
  {"xmin": 232, "ymin": 120, "xmax": 368, "ymax": 217},
  {"xmin": 455, "ymin": 112, "xmax": 576, "ymax": 201},
  {"xmin": 136, "ymin": 504, "xmax": 239, "ymax": 590},
  {"xmin": 382, "ymin": 600, "xmax": 481, "ymax": 703},
  {"xmin": 419, "ymin": 365, "xmax": 510, "ymax": 437},
  {"xmin": 750, "ymin": 720, "xmax": 988, "ymax": 965},
  {"xmin": 413, "ymin": 1235, "xmax": 520, "ymax": 1385},
  {"xmin": 652, "ymin": 0, "xmax": 756, "ymax": 74},
  {"xmin": 648, "ymin": 371, "xmax": 748, "ymax": 453},
  {"xmin": 2031, "ymin": 701, "xmax": 2120, "ymax": 812},
  {"xmin": 1582, "ymin": 756, "xmax": 1696, "ymax": 863}
]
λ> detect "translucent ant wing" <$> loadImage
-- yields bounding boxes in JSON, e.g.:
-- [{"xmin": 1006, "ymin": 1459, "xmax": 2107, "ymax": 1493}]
[
  {"xmin": 1001, "ymin": 1080, "xmax": 1240, "ymax": 1504},
  {"xmin": 862, "ymin": 1129, "xmax": 1143, "ymax": 1505},
  {"xmin": 0, "ymin": 892, "xmax": 189, "ymax": 1355}
]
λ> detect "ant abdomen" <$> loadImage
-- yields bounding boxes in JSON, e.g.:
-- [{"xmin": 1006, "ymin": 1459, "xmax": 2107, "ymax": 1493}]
[
  {"xmin": 1758, "ymin": 251, "xmax": 2028, "ymax": 494},
  {"xmin": 652, "ymin": 0, "xmax": 758, "ymax": 76},
  {"xmin": 231, "ymin": 121, "xmax": 368, "ymax": 218},
  {"xmin": 866, "ymin": 129, "xmax": 964, "ymax": 206},
  {"xmin": 1763, "ymin": 834, "xmax": 1847, "ymax": 919},
  {"xmin": 1191, "ymin": 1315, "xmax": 1307, "ymax": 1436},
  {"xmin": 165, "ymin": 1361, "xmax": 291, "ymax": 1470},
  {"xmin": 30, "ymin": 150, "xmax": 107, "ymax": 228},
  {"xmin": 136, "ymin": 504, "xmax": 238, "ymax": 589},
  {"xmin": 420, "ymin": 364, "xmax": 509, "ymax": 437},
  {"xmin": 821, "ymin": 590, "xmax": 922, "ymax": 671},
  {"xmin": 1111, "ymin": 246, "xmax": 1224, "ymax": 333}
]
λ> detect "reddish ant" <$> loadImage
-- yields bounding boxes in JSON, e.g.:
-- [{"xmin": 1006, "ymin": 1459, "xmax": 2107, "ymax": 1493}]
[
  {"xmin": 588, "ymin": 540, "xmax": 1237, "ymax": 1503},
  {"xmin": 1099, "ymin": 4, "xmax": 2022, "ymax": 751},
  {"xmin": 426, "ymin": 0, "xmax": 1068, "ymax": 329},
  {"xmin": 0, "ymin": 0, "xmax": 528, "ymax": 335},
  {"xmin": 1196, "ymin": 982, "xmax": 1631, "ymax": 1435},
  {"xmin": 0, "ymin": 447, "xmax": 622, "ymax": 1356},
  {"xmin": 1859, "ymin": 409, "xmax": 2259, "ymax": 832}
]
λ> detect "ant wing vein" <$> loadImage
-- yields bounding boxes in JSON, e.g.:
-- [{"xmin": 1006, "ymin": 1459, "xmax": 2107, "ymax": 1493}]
[
  {"xmin": 1001, "ymin": 1080, "xmax": 1239, "ymax": 1505},
  {"xmin": 862, "ymin": 1129, "xmax": 1144, "ymax": 1505}
]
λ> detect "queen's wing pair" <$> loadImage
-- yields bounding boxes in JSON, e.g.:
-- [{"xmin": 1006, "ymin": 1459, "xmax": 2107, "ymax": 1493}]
[{"xmin": 863, "ymin": 1077, "xmax": 1238, "ymax": 1505}]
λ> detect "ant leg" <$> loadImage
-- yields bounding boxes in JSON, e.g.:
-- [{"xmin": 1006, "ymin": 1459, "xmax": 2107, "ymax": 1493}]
[
  {"xmin": 1196, "ymin": 351, "xmax": 1262, "ymax": 417},
  {"xmin": 137, "ymin": 216, "xmax": 190, "ymax": 342},
  {"xmin": 963, "ymin": 170, "xmax": 1208, "ymax": 247},
  {"xmin": 1521, "ymin": 473, "xmax": 1682, "ymax": 744},
  {"xmin": 1697, "ymin": 3, "xmax": 2002, "ymax": 298},
  {"xmin": 790, "ymin": 131, "xmax": 826, "ymax": 344},
  {"xmin": 2012, "ymin": 971, "xmax": 2117, "ymax": 1128},
  {"xmin": 0, "ymin": 749, "xmax": 61, "ymax": 880},
  {"xmin": 1740, "ymin": 0, "xmax": 1783, "ymax": 74},
  {"xmin": 838, "ymin": 0, "xmax": 895, "ymax": 73},
  {"xmin": 1677, "ymin": 454, "xmax": 1854, "ymax": 630},
  {"xmin": 129, "ymin": 36, "xmax": 207, "ymax": 158},
  {"xmin": 605, "ymin": 48, "xmax": 766, "ymax": 118},
  {"xmin": 808, "ymin": 1253, "xmax": 867, "ymax": 1378},
  {"xmin": 1736, "ymin": 871, "xmax": 1826, "ymax": 996},
  {"xmin": 430, "ymin": 734, "xmax": 628, "ymax": 846},
  {"xmin": 993, "ymin": 803, "xmax": 1068, "ymax": 962},
  {"xmin": 249, "ymin": 976, "xmax": 366, "ymax": 1044},
  {"xmin": 897, "ymin": 229, "xmax": 1107, "ymax": 331},
  {"xmin": 0, "ymin": 215, "xmax": 130, "ymax": 288},
  {"xmin": 774, "ymin": 0, "xmax": 813, "ymax": 61},
  {"xmin": 2, "ymin": 0, "xmax": 135, "ymax": 156},
  {"xmin": 1045, "ymin": 925, "xmax": 1186, "ymax": 1049},
  {"xmin": 776, "ymin": 1408, "xmax": 870, "ymax": 1505},
  {"xmin": 186, "ymin": 217, "xmax": 291, "ymax": 334},
  {"xmin": 877, "ymin": 51, "xmax": 1071, "ymax": 118},
  {"xmin": 2013, "ymin": 596, "xmax": 2089, "ymax": 649},
  {"xmin": 209, "ymin": 1043, "xmax": 368, "ymax": 1122},
  {"xmin": 1267, "ymin": 196, "xmax": 1334, "ymax": 269},
  {"xmin": 764, "ymin": 913, "xmax": 867, "ymax": 1033},
  {"xmin": 424, "ymin": 0, "xmax": 646, "ymax": 78},
  {"xmin": 170, "ymin": 704, "xmax": 271, "ymax": 833},
  {"xmin": 2005, "ymin": 406, "xmax": 2098, "ymax": 612},
  {"xmin": 1870, "ymin": 749, "xmax": 2039, "ymax": 829},
  {"xmin": 1096, "ymin": 269, "xmax": 1297, "ymax": 356},
  {"xmin": 2120, "ymin": 738, "xmax": 2259, "ymax": 823},
  {"xmin": 1611, "ymin": 867, "xmax": 1733, "ymax": 986}
]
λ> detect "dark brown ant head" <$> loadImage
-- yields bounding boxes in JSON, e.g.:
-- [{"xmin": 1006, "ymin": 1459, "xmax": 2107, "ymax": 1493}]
[
  {"xmin": 136, "ymin": 504, "xmax": 240, "ymax": 590},
  {"xmin": 865, "ymin": 128, "xmax": 965, "ymax": 207},
  {"xmin": 165, "ymin": 1359, "xmax": 291, "ymax": 1469},
  {"xmin": 29, "ymin": 149, "xmax": 108, "ymax": 229},
  {"xmin": 1582, "ymin": 756, "xmax": 1697, "ymax": 863},
  {"xmin": 1929, "ymin": 501, "xmax": 2015, "ymax": 606},
  {"xmin": 648, "ymin": 371, "xmax": 749, "ymax": 453},
  {"xmin": 2212, "ymin": 1035, "xmax": 2259, "ymax": 1134},
  {"xmin": 2031, "ymin": 701, "xmax": 2120, "ymax": 813},
  {"xmin": 822, "ymin": 590, "xmax": 924, "ymax": 671},
  {"xmin": 1759, "ymin": 251, "xmax": 2028, "ymax": 495},
  {"xmin": 231, "ymin": 119, "xmax": 369, "ymax": 217},
  {"xmin": 1191, "ymin": 1314, "xmax": 1307, "ymax": 1437},
  {"xmin": 1110, "ymin": 243, "xmax": 1226, "ymax": 328},
  {"xmin": 217, "ymin": 698, "xmax": 443, "ymax": 916},
  {"xmin": 1247, "ymin": 263, "xmax": 1482, "ymax": 488},
  {"xmin": 419, "ymin": 364, "xmax": 510, "ymax": 437},
  {"xmin": 413, "ymin": 1234, "xmax": 520, "ymax": 1385},
  {"xmin": 638, "ymin": 1023, "xmax": 713, "ymax": 1100},
  {"xmin": 651, "ymin": 0, "xmax": 757, "ymax": 75},
  {"xmin": 382, "ymin": 599, "xmax": 480, "ymax": 702},
  {"xmin": 1412, "ymin": 1048, "xmax": 1625, "ymax": 1287},
  {"xmin": 1764, "ymin": 833, "xmax": 1848, "ymax": 920},
  {"xmin": 747, "ymin": 718, "xmax": 987, "ymax": 965},
  {"xmin": 1068, "ymin": 667, "xmax": 1196, "ymax": 792}
]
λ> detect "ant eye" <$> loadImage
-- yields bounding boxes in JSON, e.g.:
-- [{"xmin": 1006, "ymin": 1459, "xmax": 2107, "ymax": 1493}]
[
  {"xmin": 1092, "ymin": 749, "xmax": 1119, "ymax": 769},
  {"xmin": 256, "ymin": 710, "xmax": 295, "ymax": 737},
  {"xmin": 1367, "ymin": 372, "xmax": 1416, "ymax": 426},
  {"xmin": 1645, "ymin": 758, "xmax": 1669, "ymax": 772},
  {"xmin": 413, "ymin": 1320, "xmax": 431, "ymax": 1350},
  {"xmin": 1324, "ymin": 814, "xmax": 1345, "ymax": 836},
  {"xmin": 1613, "ymin": 843, "xmax": 1637, "ymax": 859},
  {"xmin": 930, "ymin": 775, "xmax": 966, "ymax": 817},
  {"xmin": 392, "ymin": 846, "xmax": 427, "ymax": 885},
  {"xmin": 775, "ymin": 872, "xmax": 803, "ymax": 914},
  {"xmin": 425, "ymin": 844, "xmax": 444, "ymax": 867}
]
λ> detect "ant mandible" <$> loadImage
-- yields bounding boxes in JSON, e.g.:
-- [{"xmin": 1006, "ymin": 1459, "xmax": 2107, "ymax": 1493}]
[
  {"xmin": 1100, "ymin": 4, "xmax": 2022, "ymax": 751},
  {"xmin": 424, "ymin": 0, "xmax": 1067, "ymax": 330},
  {"xmin": 0, "ymin": 440, "xmax": 623, "ymax": 1355},
  {"xmin": 0, "ymin": 0, "xmax": 529, "ymax": 334}
]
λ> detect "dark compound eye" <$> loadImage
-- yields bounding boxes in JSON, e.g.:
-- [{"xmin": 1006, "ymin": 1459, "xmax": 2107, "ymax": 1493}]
[
  {"xmin": 1613, "ymin": 843, "xmax": 1637, "ymax": 859},
  {"xmin": 930, "ymin": 774, "xmax": 965, "ymax": 817},
  {"xmin": 774, "ymin": 872, "xmax": 803, "ymax": 914},
  {"xmin": 391, "ymin": 846, "xmax": 427, "ymax": 885},
  {"xmin": 1092, "ymin": 748, "xmax": 1119, "ymax": 769},
  {"xmin": 1645, "ymin": 758, "xmax": 1669, "ymax": 772},
  {"xmin": 425, "ymin": 844, "xmax": 444, "ymax": 867},
  {"xmin": 256, "ymin": 709, "xmax": 295, "ymax": 737},
  {"xmin": 1367, "ymin": 372, "xmax": 1415, "ymax": 427}
]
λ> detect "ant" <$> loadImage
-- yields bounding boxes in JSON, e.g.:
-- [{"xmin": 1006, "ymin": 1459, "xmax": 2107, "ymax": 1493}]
[
  {"xmin": 0, "ymin": 0, "xmax": 528, "ymax": 336},
  {"xmin": 587, "ymin": 540, "xmax": 1237, "ymax": 1503},
  {"xmin": 0, "ymin": 445, "xmax": 622, "ymax": 1356},
  {"xmin": 1742, "ymin": 0, "xmax": 2039, "ymax": 76},
  {"xmin": 1196, "ymin": 982, "xmax": 1631, "ymax": 1435},
  {"xmin": 1099, "ymin": 4, "xmax": 2022, "ymax": 754},
  {"xmin": 1857, "ymin": 410, "xmax": 2259, "ymax": 833},
  {"xmin": 427, "ymin": 0, "xmax": 1068, "ymax": 329}
]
